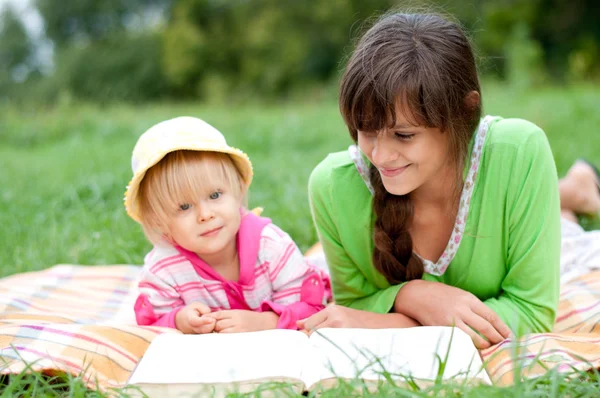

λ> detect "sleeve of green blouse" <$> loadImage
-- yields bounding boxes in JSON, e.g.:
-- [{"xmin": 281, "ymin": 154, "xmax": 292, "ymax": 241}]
[
  {"xmin": 308, "ymin": 159, "xmax": 403, "ymax": 313},
  {"xmin": 483, "ymin": 124, "xmax": 561, "ymax": 336}
]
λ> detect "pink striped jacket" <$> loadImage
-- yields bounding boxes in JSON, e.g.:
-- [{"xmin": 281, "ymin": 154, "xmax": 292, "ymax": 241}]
[{"xmin": 134, "ymin": 213, "xmax": 331, "ymax": 330}]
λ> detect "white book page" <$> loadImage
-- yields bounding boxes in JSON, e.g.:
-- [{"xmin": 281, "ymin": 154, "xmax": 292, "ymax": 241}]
[
  {"xmin": 301, "ymin": 326, "xmax": 489, "ymax": 388},
  {"xmin": 129, "ymin": 329, "xmax": 309, "ymax": 385}
]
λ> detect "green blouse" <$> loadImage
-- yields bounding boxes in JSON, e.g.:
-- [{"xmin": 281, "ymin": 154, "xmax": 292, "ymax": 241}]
[{"xmin": 308, "ymin": 117, "xmax": 561, "ymax": 335}]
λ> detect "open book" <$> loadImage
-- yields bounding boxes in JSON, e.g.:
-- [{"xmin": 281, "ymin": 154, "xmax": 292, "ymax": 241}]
[{"xmin": 126, "ymin": 326, "xmax": 490, "ymax": 396}]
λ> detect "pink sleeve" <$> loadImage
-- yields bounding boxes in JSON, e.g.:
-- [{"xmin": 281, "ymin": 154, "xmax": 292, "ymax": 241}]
[
  {"xmin": 259, "ymin": 225, "xmax": 332, "ymax": 330},
  {"xmin": 134, "ymin": 250, "xmax": 186, "ymax": 330},
  {"xmin": 261, "ymin": 272, "xmax": 329, "ymax": 329},
  {"xmin": 134, "ymin": 294, "xmax": 183, "ymax": 328}
]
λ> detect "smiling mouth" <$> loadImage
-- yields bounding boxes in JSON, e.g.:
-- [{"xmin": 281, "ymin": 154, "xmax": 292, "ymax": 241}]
[
  {"xmin": 200, "ymin": 227, "xmax": 223, "ymax": 237},
  {"xmin": 379, "ymin": 165, "xmax": 410, "ymax": 177}
]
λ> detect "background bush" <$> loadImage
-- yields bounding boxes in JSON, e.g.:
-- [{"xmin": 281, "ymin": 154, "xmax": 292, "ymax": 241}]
[{"xmin": 1, "ymin": 0, "xmax": 598, "ymax": 104}]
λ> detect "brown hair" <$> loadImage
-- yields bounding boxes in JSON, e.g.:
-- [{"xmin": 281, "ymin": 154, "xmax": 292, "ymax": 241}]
[
  {"xmin": 339, "ymin": 13, "xmax": 482, "ymax": 284},
  {"xmin": 138, "ymin": 150, "xmax": 246, "ymax": 245}
]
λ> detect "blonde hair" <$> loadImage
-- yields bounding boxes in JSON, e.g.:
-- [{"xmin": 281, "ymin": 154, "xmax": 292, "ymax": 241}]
[{"xmin": 138, "ymin": 150, "xmax": 246, "ymax": 245}]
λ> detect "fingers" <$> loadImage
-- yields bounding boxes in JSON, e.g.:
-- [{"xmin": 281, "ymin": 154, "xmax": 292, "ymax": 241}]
[
  {"xmin": 462, "ymin": 312, "xmax": 505, "ymax": 346},
  {"xmin": 297, "ymin": 319, "xmax": 329, "ymax": 335},
  {"xmin": 214, "ymin": 318, "xmax": 236, "ymax": 333},
  {"xmin": 471, "ymin": 304, "xmax": 512, "ymax": 340},
  {"xmin": 297, "ymin": 309, "xmax": 328, "ymax": 331},
  {"xmin": 307, "ymin": 320, "xmax": 331, "ymax": 334},
  {"xmin": 206, "ymin": 310, "xmax": 240, "ymax": 321},
  {"xmin": 188, "ymin": 302, "xmax": 211, "ymax": 316},
  {"xmin": 188, "ymin": 314, "xmax": 215, "ymax": 334},
  {"xmin": 457, "ymin": 304, "xmax": 512, "ymax": 349},
  {"xmin": 456, "ymin": 321, "xmax": 491, "ymax": 350},
  {"xmin": 206, "ymin": 310, "xmax": 232, "ymax": 321}
]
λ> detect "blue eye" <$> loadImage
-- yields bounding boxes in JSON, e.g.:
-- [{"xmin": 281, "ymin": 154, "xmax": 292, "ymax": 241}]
[
  {"xmin": 179, "ymin": 203, "xmax": 191, "ymax": 211},
  {"xmin": 209, "ymin": 191, "xmax": 222, "ymax": 200}
]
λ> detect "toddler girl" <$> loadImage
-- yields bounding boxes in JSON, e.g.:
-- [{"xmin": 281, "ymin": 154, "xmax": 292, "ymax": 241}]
[{"xmin": 125, "ymin": 116, "xmax": 330, "ymax": 333}]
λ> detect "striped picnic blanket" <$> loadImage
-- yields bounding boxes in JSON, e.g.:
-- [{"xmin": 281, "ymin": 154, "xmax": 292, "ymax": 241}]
[
  {"xmin": 0, "ymin": 265, "xmax": 178, "ymax": 392},
  {"xmin": 481, "ymin": 269, "xmax": 600, "ymax": 384},
  {"xmin": 1, "ymin": 265, "xmax": 600, "ymax": 392}
]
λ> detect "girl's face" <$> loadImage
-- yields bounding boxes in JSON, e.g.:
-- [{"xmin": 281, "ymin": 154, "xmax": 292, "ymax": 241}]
[
  {"xmin": 166, "ymin": 185, "xmax": 243, "ymax": 264},
  {"xmin": 357, "ymin": 104, "xmax": 453, "ymax": 197}
]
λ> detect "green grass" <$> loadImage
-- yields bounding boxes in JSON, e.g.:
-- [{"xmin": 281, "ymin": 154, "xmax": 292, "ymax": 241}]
[
  {"xmin": 1, "ymin": 81, "xmax": 600, "ymax": 396},
  {"xmin": 1, "ymin": 364, "xmax": 599, "ymax": 397},
  {"xmin": 0, "ymin": 101, "xmax": 348, "ymax": 277}
]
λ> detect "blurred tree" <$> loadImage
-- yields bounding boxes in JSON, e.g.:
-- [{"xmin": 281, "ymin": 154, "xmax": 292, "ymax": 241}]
[
  {"xmin": 2, "ymin": 0, "xmax": 599, "ymax": 103},
  {"xmin": 55, "ymin": 32, "xmax": 168, "ymax": 102},
  {"xmin": 0, "ymin": 6, "xmax": 33, "ymax": 80},
  {"xmin": 505, "ymin": 22, "xmax": 548, "ymax": 89},
  {"xmin": 531, "ymin": 0, "xmax": 600, "ymax": 80},
  {"xmin": 436, "ymin": 0, "xmax": 541, "ymax": 78},
  {"xmin": 0, "ymin": 6, "xmax": 35, "ymax": 101},
  {"xmin": 443, "ymin": 0, "xmax": 600, "ymax": 81},
  {"xmin": 162, "ymin": 0, "xmax": 393, "ymax": 99},
  {"xmin": 31, "ymin": 0, "xmax": 172, "ymax": 103},
  {"xmin": 35, "ymin": 0, "xmax": 172, "ymax": 47}
]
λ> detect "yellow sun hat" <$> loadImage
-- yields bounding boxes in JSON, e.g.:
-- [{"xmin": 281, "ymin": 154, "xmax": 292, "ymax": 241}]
[{"xmin": 124, "ymin": 116, "xmax": 253, "ymax": 223}]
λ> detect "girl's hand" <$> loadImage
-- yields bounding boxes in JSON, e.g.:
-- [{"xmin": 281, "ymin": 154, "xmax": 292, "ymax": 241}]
[
  {"xmin": 296, "ymin": 304, "xmax": 366, "ymax": 332},
  {"xmin": 395, "ymin": 280, "xmax": 512, "ymax": 349},
  {"xmin": 175, "ymin": 302, "xmax": 215, "ymax": 334},
  {"xmin": 208, "ymin": 310, "xmax": 279, "ymax": 333},
  {"xmin": 297, "ymin": 304, "xmax": 421, "ymax": 333}
]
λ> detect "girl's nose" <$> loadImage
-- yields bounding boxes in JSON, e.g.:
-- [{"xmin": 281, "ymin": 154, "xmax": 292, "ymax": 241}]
[{"xmin": 372, "ymin": 133, "xmax": 399, "ymax": 166}]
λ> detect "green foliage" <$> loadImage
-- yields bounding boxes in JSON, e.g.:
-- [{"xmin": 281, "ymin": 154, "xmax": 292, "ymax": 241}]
[
  {"xmin": 2, "ymin": 0, "xmax": 600, "ymax": 102},
  {"xmin": 0, "ymin": 371, "xmax": 104, "ymax": 397},
  {"xmin": 7, "ymin": 34, "xmax": 168, "ymax": 106},
  {"xmin": 446, "ymin": 0, "xmax": 600, "ymax": 82},
  {"xmin": 529, "ymin": 0, "xmax": 600, "ymax": 81},
  {"xmin": 161, "ymin": 0, "xmax": 393, "ymax": 100},
  {"xmin": 504, "ymin": 23, "xmax": 547, "ymax": 90},
  {"xmin": 0, "ymin": 6, "xmax": 34, "ymax": 102},
  {"xmin": 161, "ymin": 4, "xmax": 205, "ymax": 95},
  {"xmin": 567, "ymin": 36, "xmax": 600, "ymax": 82},
  {"xmin": 35, "ymin": 0, "xmax": 172, "ymax": 47},
  {"xmin": 54, "ymin": 32, "xmax": 169, "ymax": 102},
  {"xmin": 0, "ymin": 7, "xmax": 31, "ymax": 71},
  {"xmin": 18, "ymin": 0, "xmax": 172, "ymax": 104}
]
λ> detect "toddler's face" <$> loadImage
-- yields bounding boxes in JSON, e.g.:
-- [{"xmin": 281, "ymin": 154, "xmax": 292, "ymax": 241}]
[{"xmin": 166, "ymin": 187, "xmax": 243, "ymax": 265}]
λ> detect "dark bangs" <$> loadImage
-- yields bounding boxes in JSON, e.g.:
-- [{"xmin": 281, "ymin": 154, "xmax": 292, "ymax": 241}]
[
  {"xmin": 340, "ymin": 56, "xmax": 438, "ymax": 141},
  {"xmin": 339, "ymin": 13, "xmax": 481, "ymax": 143}
]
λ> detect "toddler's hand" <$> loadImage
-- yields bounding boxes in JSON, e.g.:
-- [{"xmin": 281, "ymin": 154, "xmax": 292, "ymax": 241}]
[{"xmin": 176, "ymin": 302, "xmax": 215, "ymax": 334}]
